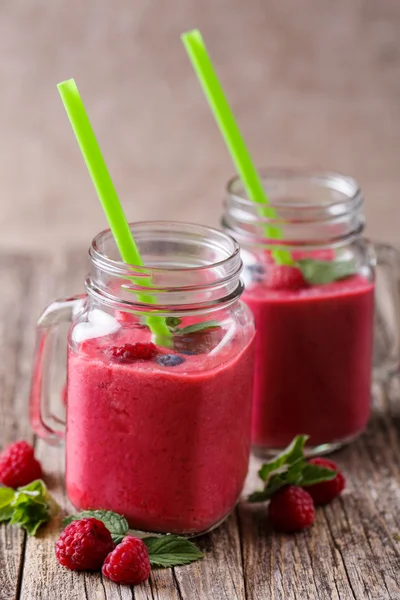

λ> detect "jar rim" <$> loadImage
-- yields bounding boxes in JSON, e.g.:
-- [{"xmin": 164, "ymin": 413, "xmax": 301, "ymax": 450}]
[
  {"xmin": 89, "ymin": 220, "xmax": 240, "ymax": 277},
  {"xmin": 226, "ymin": 168, "xmax": 362, "ymax": 212}
]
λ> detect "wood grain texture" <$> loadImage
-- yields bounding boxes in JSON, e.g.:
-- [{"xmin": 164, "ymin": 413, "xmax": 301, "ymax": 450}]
[
  {"xmin": 1, "ymin": 250, "xmax": 400, "ymax": 599},
  {"xmin": 239, "ymin": 387, "xmax": 400, "ymax": 600},
  {"xmin": 174, "ymin": 513, "xmax": 245, "ymax": 600},
  {"xmin": 0, "ymin": 255, "xmax": 51, "ymax": 600}
]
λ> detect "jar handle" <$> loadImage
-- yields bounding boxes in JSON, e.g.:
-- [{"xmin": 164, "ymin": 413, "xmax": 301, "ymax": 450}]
[
  {"xmin": 374, "ymin": 243, "xmax": 400, "ymax": 380},
  {"xmin": 29, "ymin": 294, "xmax": 86, "ymax": 445}
]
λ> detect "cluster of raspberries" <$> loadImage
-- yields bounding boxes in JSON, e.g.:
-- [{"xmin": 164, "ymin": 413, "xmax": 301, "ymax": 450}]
[
  {"xmin": 268, "ymin": 458, "xmax": 346, "ymax": 533},
  {"xmin": 56, "ymin": 519, "xmax": 151, "ymax": 586}
]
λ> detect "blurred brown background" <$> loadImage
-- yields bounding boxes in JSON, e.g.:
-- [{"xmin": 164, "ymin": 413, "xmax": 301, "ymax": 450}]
[{"xmin": 0, "ymin": 0, "xmax": 399, "ymax": 252}]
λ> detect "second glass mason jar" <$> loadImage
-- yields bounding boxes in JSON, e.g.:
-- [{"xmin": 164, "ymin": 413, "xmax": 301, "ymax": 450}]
[
  {"xmin": 30, "ymin": 222, "xmax": 255, "ymax": 536},
  {"xmin": 222, "ymin": 170, "xmax": 377, "ymax": 456}
]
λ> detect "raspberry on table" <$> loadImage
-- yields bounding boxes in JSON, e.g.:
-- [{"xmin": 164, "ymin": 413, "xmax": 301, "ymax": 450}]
[
  {"xmin": 102, "ymin": 536, "xmax": 151, "ymax": 586},
  {"xmin": 108, "ymin": 342, "xmax": 157, "ymax": 362},
  {"xmin": 155, "ymin": 354, "xmax": 185, "ymax": 367},
  {"xmin": 305, "ymin": 458, "xmax": 345, "ymax": 505},
  {"xmin": 55, "ymin": 518, "xmax": 115, "ymax": 571},
  {"xmin": 268, "ymin": 485, "xmax": 315, "ymax": 532},
  {"xmin": 0, "ymin": 441, "xmax": 43, "ymax": 488},
  {"xmin": 266, "ymin": 265, "xmax": 308, "ymax": 291}
]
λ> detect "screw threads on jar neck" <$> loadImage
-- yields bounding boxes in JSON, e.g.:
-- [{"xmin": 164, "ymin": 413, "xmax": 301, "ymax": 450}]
[
  {"xmin": 86, "ymin": 221, "xmax": 244, "ymax": 316},
  {"xmin": 222, "ymin": 169, "xmax": 365, "ymax": 251}
]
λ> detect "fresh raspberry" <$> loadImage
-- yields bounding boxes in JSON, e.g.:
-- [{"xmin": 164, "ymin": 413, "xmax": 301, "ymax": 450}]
[
  {"xmin": 305, "ymin": 458, "xmax": 345, "ymax": 505},
  {"xmin": 108, "ymin": 342, "xmax": 157, "ymax": 362},
  {"xmin": 55, "ymin": 518, "xmax": 115, "ymax": 571},
  {"xmin": 266, "ymin": 265, "xmax": 308, "ymax": 291},
  {"xmin": 102, "ymin": 536, "xmax": 151, "ymax": 585},
  {"xmin": 0, "ymin": 441, "xmax": 43, "ymax": 488},
  {"xmin": 268, "ymin": 485, "xmax": 315, "ymax": 532}
]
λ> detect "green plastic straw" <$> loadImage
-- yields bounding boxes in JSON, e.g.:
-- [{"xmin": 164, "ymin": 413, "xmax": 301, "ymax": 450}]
[
  {"xmin": 57, "ymin": 79, "xmax": 171, "ymax": 343},
  {"xmin": 181, "ymin": 29, "xmax": 292, "ymax": 265}
]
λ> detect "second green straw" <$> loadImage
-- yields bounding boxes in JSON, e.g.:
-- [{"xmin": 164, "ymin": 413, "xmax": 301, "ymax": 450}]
[{"xmin": 181, "ymin": 29, "xmax": 292, "ymax": 265}]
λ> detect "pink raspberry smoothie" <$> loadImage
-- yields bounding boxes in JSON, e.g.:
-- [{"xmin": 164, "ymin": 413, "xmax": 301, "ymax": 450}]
[
  {"xmin": 243, "ymin": 274, "xmax": 374, "ymax": 450},
  {"xmin": 66, "ymin": 328, "xmax": 255, "ymax": 535}
]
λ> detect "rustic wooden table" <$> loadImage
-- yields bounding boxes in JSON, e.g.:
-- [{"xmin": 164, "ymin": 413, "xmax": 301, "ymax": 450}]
[{"xmin": 1, "ymin": 251, "xmax": 400, "ymax": 600}]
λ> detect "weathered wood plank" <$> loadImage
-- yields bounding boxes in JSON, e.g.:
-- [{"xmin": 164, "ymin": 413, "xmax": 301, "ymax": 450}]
[
  {"xmin": 15, "ymin": 251, "xmax": 87, "ymax": 600},
  {"xmin": 239, "ymin": 386, "xmax": 400, "ymax": 600},
  {"xmin": 0, "ymin": 255, "xmax": 51, "ymax": 600},
  {"xmin": 173, "ymin": 513, "xmax": 246, "ymax": 600}
]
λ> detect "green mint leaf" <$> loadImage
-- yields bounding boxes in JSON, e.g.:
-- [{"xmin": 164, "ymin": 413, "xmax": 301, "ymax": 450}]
[
  {"xmin": 248, "ymin": 489, "xmax": 270, "ymax": 503},
  {"xmin": 263, "ymin": 474, "xmax": 292, "ymax": 499},
  {"xmin": 17, "ymin": 479, "xmax": 48, "ymax": 502},
  {"xmin": 165, "ymin": 317, "xmax": 182, "ymax": 330},
  {"xmin": 250, "ymin": 458, "xmax": 306, "ymax": 502},
  {"xmin": 0, "ymin": 487, "xmax": 15, "ymax": 509},
  {"xmin": 258, "ymin": 435, "xmax": 308, "ymax": 481},
  {"xmin": 10, "ymin": 501, "xmax": 50, "ymax": 536},
  {"xmin": 63, "ymin": 509, "xmax": 129, "ymax": 544},
  {"xmin": 0, "ymin": 505, "xmax": 14, "ymax": 522},
  {"xmin": 0, "ymin": 486, "xmax": 15, "ymax": 522},
  {"xmin": 250, "ymin": 436, "xmax": 309, "ymax": 502},
  {"xmin": 5, "ymin": 480, "xmax": 58, "ymax": 536},
  {"xmin": 300, "ymin": 464, "xmax": 337, "ymax": 486},
  {"xmin": 297, "ymin": 259, "xmax": 356, "ymax": 285},
  {"xmin": 177, "ymin": 320, "xmax": 221, "ymax": 335},
  {"xmin": 264, "ymin": 459, "xmax": 305, "ymax": 496},
  {"xmin": 143, "ymin": 535, "xmax": 204, "ymax": 568}
]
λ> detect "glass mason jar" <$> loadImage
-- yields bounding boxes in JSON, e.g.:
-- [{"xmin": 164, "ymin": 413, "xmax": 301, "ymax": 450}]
[
  {"xmin": 221, "ymin": 169, "xmax": 398, "ymax": 456},
  {"xmin": 30, "ymin": 222, "xmax": 255, "ymax": 536}
]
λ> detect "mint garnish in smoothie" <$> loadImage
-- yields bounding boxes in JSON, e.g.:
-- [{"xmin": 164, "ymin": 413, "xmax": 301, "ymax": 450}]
[
  {"xmin": 165, "ymin": 317, "xmax": 224, "ymax": 354},
  {"xmin": 296, "ymin": 258, "xmax": 357, "ymax": 285},
  {"xmin": 172, "ymin": 321, "xmax": 223, "ymax": 355}
]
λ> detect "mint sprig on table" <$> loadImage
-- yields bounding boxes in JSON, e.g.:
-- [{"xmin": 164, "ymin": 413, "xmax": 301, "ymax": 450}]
[
  {"xmin": 165, "ymin": 317, "xmax": 220, "ymax": 335},
  {"xmin": 143, "ymin": 536, "xmax": 204, "ymax": 567},
  {"xmin": 248, "ymin": 435, "xmax": 337, "ymax": 503},
  {"xmin": 63, "ymin": 509, "xmax": 204, "ymax": 568},
  {"xmin": 0, "ymin": 479, "xmax": 59, "ymax": 535},
  {"xmin": 296, "ymin": 258, "xmax": 356, "ymax": 285}
]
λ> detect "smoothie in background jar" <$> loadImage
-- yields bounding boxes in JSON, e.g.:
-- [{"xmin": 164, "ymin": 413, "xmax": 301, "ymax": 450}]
[
  {"xmin": 222, "ymin": 170, "xmax": 376, "ymax": 455},
  {"xmin": 31, "ymin": 222, "xmax": 255, "ymax": 535},
  {"xmin": 243, "ymin": 269, "xmax": 374, "ymax": 452}
]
